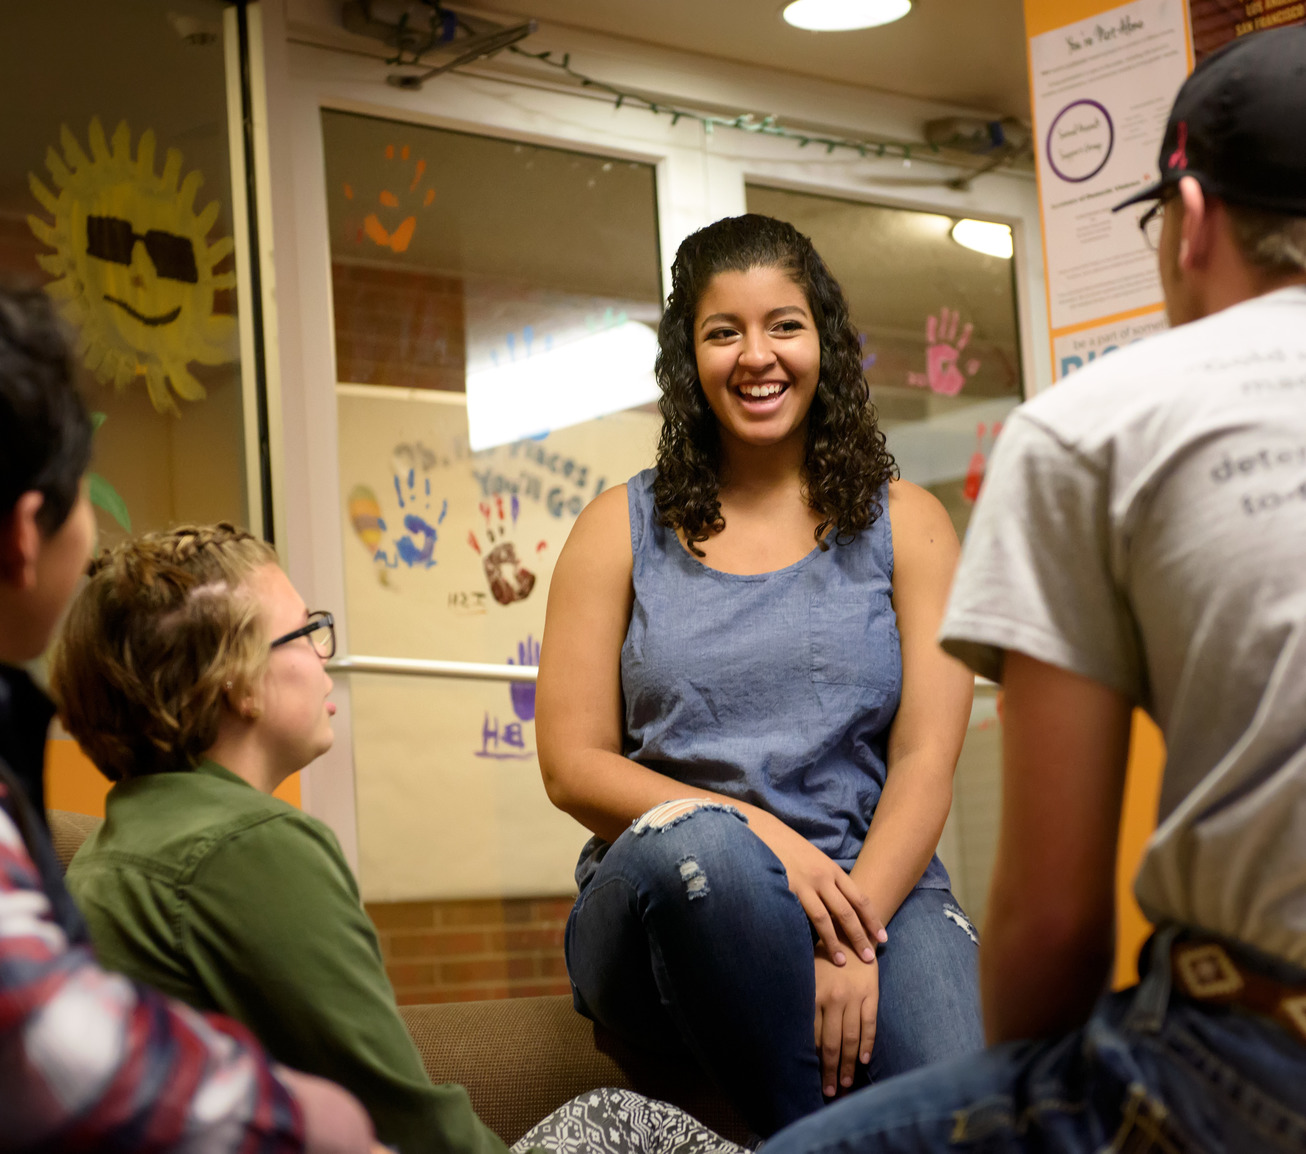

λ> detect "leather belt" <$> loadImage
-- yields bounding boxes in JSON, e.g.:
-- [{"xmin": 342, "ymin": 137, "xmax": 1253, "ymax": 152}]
[{"xmin": 1171, "ymin": 939, "xmax": 1306, "ymax": 1045}]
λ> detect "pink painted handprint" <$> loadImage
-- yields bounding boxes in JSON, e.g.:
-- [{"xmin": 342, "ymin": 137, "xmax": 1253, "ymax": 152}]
[{"xmin": 907, "ymin": 308, "xmax": 981, "ymax": 396}]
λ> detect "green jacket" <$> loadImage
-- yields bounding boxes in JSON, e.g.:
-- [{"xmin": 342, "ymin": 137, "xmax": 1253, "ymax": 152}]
[{"xmin": 66, "ymin": 760, "xmax": 509, "ymax": 1154}]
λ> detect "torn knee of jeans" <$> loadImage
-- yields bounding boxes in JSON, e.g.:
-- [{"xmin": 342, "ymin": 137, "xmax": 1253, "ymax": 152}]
[
  {"xmin": 943, "ymin": 903, "xmax": 979, "ymax": 944},
  {"xmin": 631, "ymin": 798, "xmax": 741, "ymax": 835},
  {"xmin": 677, "ymin": 855, "xmax": 710, "ymax": 900}
]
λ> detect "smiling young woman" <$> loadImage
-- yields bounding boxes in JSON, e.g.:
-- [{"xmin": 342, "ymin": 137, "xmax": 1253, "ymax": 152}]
[{"xmin": 536, "ymin": 214, "xmax": 985, "ymax": 1136}]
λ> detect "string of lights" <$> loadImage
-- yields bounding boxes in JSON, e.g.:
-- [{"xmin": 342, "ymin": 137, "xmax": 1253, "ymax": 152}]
[
  {"xmin": 503, "ymin": 44, "xmax": 939, "ymax": 163},
  {"xmin": 375, "ymin": 4, "xmax": 1018, "ymax": 180}
]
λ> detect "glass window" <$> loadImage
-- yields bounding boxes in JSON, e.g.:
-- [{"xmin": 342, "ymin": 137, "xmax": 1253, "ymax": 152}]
[
  {"xmin": 323, "ymin": 112, "xmax": 663, "ymax": 1002},
  {"xmin": 3, "ymin": 0, "xmax": 252, "ymax": 546},
  {"xmin": 745, "ymin": 184, "xmax": 1024, "ymax": 540}
]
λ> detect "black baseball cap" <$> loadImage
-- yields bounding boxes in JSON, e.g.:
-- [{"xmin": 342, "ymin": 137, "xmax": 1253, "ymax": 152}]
[{"xmin": 1113, "ymin": 26, "xmax": 1306, "ymax": 216}]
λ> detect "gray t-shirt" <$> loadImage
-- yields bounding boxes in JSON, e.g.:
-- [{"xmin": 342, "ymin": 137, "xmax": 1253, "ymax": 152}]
[{"xmin": 940, "ymin": 285, "xmax": 1306, "ymax": 966}]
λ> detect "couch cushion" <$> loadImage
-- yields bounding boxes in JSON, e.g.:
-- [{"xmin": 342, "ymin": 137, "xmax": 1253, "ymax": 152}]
[
  {"xmin": 48, "ymin": 809, "xmax": 102, "ymax": 872},
  {"xmin": 401, "ymin": 997, "xmax": 750, "ymax": 1146}
]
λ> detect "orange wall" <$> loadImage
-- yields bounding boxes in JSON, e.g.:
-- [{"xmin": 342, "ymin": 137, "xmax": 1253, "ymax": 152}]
[
  {"xmin": 1113, "ymin": 711, "xmax": 1165, "ymax": 986},
  {"xmin": 45, "ymin": 737, "xmax": 301, "ymax": 815}
]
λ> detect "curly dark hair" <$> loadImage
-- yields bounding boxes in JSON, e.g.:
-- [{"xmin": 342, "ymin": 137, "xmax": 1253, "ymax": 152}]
[{"xmin": 653, "ymin": 214, "xmax": 896, "ymax": 555}]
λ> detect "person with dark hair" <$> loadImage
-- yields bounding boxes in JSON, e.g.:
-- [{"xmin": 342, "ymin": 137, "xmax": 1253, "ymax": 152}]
[
  {"xmin": 762, "ymin": 27, "xmax": 1306, "ymax": 1154},
  {"xmin": 0, "ymin": 286, "xmax": 381, "ymax": 1152},
  {"xmin": 536, "ymin": 215, "xmax": 983, "ymax": 1137}
]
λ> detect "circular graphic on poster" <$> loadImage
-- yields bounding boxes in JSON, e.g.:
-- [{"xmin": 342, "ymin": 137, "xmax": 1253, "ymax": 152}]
[{"xmin": 1046, "ymin": 99, "xmax": 1114, "ymax": 183}]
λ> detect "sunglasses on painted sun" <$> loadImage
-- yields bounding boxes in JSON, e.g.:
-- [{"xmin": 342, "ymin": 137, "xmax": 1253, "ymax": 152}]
[
  {"xmin": 270, "ymin": 611, "xmax": 336, "ymax": 660},
  {"xmin": 85, "ymin": 215, "xmax": 199, "ymax": 283}
]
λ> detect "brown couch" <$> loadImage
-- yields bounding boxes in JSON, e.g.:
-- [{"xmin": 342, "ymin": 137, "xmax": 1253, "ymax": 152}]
[{"xmin": 47, "ymin": 810, "xmax": 748, "ymax": 1146}]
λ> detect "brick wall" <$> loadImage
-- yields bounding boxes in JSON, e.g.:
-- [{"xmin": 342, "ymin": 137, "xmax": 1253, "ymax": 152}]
[
  {"xmin": 366, "ymin": 896, "xmax": 573, "ymax": 1005},
  {"xmin": 332, "ymin": 261, "xmax": 466, "ymax": 391}
]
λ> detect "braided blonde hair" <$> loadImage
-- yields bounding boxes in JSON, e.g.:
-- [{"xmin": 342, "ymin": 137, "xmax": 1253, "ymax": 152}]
[{"xmin": 49, "ymin": 523, "xmax": 278, "ymax": 781}]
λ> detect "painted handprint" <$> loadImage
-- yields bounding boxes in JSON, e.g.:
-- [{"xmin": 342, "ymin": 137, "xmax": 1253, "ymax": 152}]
[
  {"xmin": 390, "ymin": 446, "xmax": 446, "ymax": 569},
  {"xmin": 507, "ymin": 634, "xmax": 541, "ymax": 721},
  {"xmin": 858, "ymin": 333, "xmax": 877, "ymax": 373},
  {"xmin": 396, "ymin": 509, "xmax": 444, "ymax": 567},
  {"xmin": 962, "ymin": 422, "xmax": 1003, "ymax": 505},
  {"xmin": 907, "ymin": 308, "xmax": 981, "ymax": 397},
  {"xmin": 344, "ymin": 143, "xmax": 435, "ymax": 255},
  {"xmin": 468, "ymin": 495, "xmax": 536, "ymax": 606}
]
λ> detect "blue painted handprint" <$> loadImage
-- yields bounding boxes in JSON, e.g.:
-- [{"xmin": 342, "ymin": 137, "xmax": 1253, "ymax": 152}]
[
  {"xmin": 395, "ymin": 510, "xmax": 442, "ymax": 567},
  {"xmin": 389, "ymin": 445, "xmax": 446, "ymax": 569},
  {"xmin": 507, "ymin": 634, "xmax": 541, "ymax": 721}
]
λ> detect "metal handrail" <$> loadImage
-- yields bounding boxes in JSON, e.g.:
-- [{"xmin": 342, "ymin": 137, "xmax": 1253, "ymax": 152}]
[
  {"xmin": 327, "ymin": 655, "xmax": 537, "ymax": 683},
  {"xmin": 329, "ymin": 654, "xmax": 992, "ymax": 689}
]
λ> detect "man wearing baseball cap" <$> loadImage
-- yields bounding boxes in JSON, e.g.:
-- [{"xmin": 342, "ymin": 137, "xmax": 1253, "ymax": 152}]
[{"xmin": 766, "ymin": 26, "xmax": 1306, "ymax": 1153}]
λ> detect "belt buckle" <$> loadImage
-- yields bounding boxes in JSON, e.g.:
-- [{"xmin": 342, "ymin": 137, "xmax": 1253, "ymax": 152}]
[{"xmin": 1174, "ymin": 943, "xmax": 1244, "ymax": 1000}]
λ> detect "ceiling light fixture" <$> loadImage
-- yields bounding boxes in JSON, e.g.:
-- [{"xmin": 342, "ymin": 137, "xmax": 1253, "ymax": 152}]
[
  {"xmin": 951, "ymin": 219, "xmax": 1013, "ymax": 260},
  {"xmin": 782, "ymin": 0, "xmax": 912, "ymax": 32}
]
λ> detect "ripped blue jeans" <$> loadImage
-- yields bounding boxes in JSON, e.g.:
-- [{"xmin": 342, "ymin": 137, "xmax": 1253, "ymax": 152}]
[
  {"xmin": 761, "ymin": 926, "xmax": 1306, "ymax": 1153},
  {"xmin": 565, "ymin": 803, "xmax": 983, "ymax": 1138}
]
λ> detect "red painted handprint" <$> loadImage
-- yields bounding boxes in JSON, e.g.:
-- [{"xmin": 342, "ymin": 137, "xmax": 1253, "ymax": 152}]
[
  {"xmin": 962, "ymin": 421, "xmax": 1004, "ymax": 504},
  {"xmin": 908, "ymin": 308, "xmax": 981, "ymax": 397},
  {"xmin": 467, "ymin": 496, "xmax": 536, "ymax": 606}
]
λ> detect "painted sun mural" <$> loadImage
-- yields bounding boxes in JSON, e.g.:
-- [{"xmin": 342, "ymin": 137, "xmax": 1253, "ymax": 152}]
[{"xmin": 28, "ymin": 118, "xmax": 237, "ymax": 416}]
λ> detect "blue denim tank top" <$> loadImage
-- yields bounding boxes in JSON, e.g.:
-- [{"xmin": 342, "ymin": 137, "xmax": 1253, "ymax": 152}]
[{"xmin": 575, "ymin": 468, "xmax": 950, "ymax": 891}]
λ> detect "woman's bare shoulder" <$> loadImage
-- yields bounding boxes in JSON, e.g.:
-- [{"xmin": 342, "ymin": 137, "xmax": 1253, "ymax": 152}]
[
  {"xmin": 887, "ymin": 478, "xmax": 953, "ymax": 532},
  {"xmin": 886, "ymin": 479, "xmax": 959, "ymax": 571},
  {"xmin": 555, "ymin": 482, "xmax": 633, "ymax": 576}
]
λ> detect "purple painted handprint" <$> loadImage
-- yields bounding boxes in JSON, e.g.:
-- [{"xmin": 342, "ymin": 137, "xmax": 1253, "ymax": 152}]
[
  {"xmin": 507, "ymin": 634, "xmax": 541, "ymax": 721},
  {"xmin": 907, "ymin": 307, "xmax": 981, "ymax": 396}
]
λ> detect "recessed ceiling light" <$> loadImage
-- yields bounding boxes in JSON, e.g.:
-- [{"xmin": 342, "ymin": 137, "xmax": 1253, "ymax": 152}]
[
  {"xmin": 782, "ymin": 0, "xmax": 912, "ymax": 32},
  {"xmin": 951, "ymin": 219, "xmax": 1013, "ymax": 260}
]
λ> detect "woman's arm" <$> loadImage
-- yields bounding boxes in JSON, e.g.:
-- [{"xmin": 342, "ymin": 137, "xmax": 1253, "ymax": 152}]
[
  {"xmin": 536, "ymin": 486, "xmax": 883, "ymax": 964},
  {"xmin": 536, "ymin": 484, "xmax": 655, "ymax": 840},
  {"xmin": 849, "ymin": 481, "xmax": 973, "ymax": 926}
]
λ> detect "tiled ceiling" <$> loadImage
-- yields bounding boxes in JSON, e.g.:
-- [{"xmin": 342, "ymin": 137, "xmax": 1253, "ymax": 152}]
[{"xmin": 457, "ymin": 0, "xmax": 1032, "ymax": 118}]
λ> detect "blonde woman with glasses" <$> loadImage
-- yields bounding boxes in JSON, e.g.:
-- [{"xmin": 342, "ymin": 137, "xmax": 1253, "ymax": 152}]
[{"xmin": 51, "ymin": 523, "xmax": 742, "ymax": 1154}]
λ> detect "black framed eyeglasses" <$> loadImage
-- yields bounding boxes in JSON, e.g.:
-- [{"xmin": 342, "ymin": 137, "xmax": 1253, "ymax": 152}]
[
  {"xmin": 270, "ymin": 610, "xmax": 336, "ymax": 659},
  {"xmin": 1138, "ymin": 192, "xmax": 1175, "ymax": 251}
]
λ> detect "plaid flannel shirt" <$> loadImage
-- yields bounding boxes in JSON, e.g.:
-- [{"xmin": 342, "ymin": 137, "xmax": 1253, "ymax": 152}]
[{"xmin": 0, "ymin": 793, "xmax": 305, "ymax": 1153}]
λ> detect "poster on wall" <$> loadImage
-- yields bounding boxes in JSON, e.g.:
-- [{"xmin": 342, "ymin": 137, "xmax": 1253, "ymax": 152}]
[
  {"xmin": 1029, "ymin": 0, "xmax": 1190, "ymax": 332},
  {"xmin": 1188, "ymin": 0, "xmax": 1304, "ymax": 57},
  {"xmin": 1052, "ymin": 311, "xmax": 1169, "ymax": 378},
  {"xmin": 336, "ymin": 387, "xmax": 660, "ymax": 901}
]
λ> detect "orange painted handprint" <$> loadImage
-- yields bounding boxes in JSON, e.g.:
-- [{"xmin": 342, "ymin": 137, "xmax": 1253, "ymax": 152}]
[
  {"xmin": 907, "ymin": 308, "xmax": 981, "ymax": 397},
  {"xmin": 344, "ymin": 143, "xmax": 434, "ymax": 255}
]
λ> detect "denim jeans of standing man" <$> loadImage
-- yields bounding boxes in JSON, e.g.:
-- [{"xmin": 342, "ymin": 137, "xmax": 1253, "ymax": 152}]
[
  {"xmin": 761, "ymin": 927, "xmax": 1306, "ymax": 1154},
  {"xmin": 565, "ymin": 803, "xmax": 984, "ymax": 1138}
]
